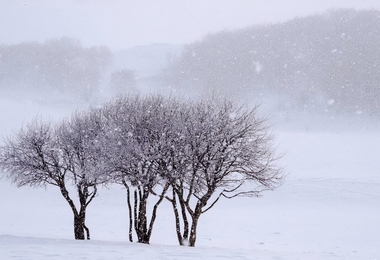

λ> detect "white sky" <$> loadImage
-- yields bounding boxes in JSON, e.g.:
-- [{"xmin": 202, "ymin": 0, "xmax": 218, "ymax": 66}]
[{"xmin": 1, "ymin": 0, "xmax": 380, "ymax": 50}]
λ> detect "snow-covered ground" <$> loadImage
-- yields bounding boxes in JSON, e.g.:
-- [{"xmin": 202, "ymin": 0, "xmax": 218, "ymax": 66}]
[{"xmin": 0, "ymin": 95, "xmax": 379, "ymax": 259}]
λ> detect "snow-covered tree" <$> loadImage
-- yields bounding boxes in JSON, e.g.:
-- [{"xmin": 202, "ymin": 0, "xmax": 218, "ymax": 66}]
[
  {"xmin": 102, "ymin": 96, "xmax": 178, "ymax": 244},
  {"xmin": 162, "ymin": 99, "xmax": 283, "ymax": 246},
  {"xmin": 101, "ymin": 96, "xmax": 282, "ymax": 246},
  {"xmin": 55, "ymin": 108, "xmax": 110, "ymax": 239},
  {"xmin": 0, "ymin": 109, "xmax": 110, "ymax": 240},
  {"xmin": 0, "ymin": 95, "xmax": 282, "ymax": 246}
]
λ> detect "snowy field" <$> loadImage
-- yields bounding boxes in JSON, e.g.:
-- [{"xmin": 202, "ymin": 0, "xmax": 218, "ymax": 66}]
[{"xmin": 0, "ymin": 96, "xmax": 379, "ymax": 259}]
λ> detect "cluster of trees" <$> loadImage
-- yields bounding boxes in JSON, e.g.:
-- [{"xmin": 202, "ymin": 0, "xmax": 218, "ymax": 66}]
[
  {"xmin": 0, "ymin": 96, "xmax": 282, "ymax": 246},
  {"xmin": 0, "ymin": 37, "xmax": 112, "ymax": 99},
  {"xmin": 163, "ymin": 9, "xmax": 380, "ymax": 115}
]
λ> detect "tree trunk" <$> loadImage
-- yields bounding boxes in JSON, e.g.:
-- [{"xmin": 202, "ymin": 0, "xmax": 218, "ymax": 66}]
[
  {"xmin": 179, "ymin": 196, "xmax": 189, "ymax": 243},
  {"xmin": 126, "ymin": 185, "xmax": 133, "ymax": 242},
  {"xmin": 169, "ymin": 188, "xmax": 190, "ymax": 246},
  {"xmin": 188, "ymin": 200, "xmax": 207, "ymax": 247},
  {"xmin": 189, "ymin": 214, "xmax": 200, "ymax": 247},
  {"xmin": 168, "ymin": 189, "xmax": 183, "ymax": 245},
  {"xmin": 134, "ymin": 188, "xmax": 149, "ymax": 244},
  {"xmin": 74, "ymin": 214, "xmax": 86, "ymax": 240},
  {"xmin": 77, "ymin": 184, "xmax": 92, "ymax": 240},
  {"xmin": 59, "ymin": 184, "xmax": 83, "ymax": 240},
  {"xmin": 147, "ymin": 183, "xmax": 169, "ymax": 241},
  {"xmin": 132, "ymin": 184, "xmax": 169, "ymax": 244},
  {"xmin": 58, "ymin": 183, "xmax": 94, "ymax": 240}
]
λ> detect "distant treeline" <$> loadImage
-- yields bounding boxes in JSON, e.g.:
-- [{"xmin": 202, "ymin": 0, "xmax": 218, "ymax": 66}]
[
  {"xmin": 0, "ymin": 37, "xmax": 112, "ymax": 98},
  {"xmin": 163, "ymin": 9, "xmax": 380, "ymax": 115},
  {"xmin": 0, "ymin": 37, "xmax": 140, "ymax": 100}
]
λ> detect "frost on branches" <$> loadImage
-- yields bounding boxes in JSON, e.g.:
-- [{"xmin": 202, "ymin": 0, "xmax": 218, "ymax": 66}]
[
  {"xmin": 0, "ymin": 109, "xmax": 111, "ymax": 240},
  {"xmin": 0, "ymin": 95, "xmax": 283, "ymax": 246}
]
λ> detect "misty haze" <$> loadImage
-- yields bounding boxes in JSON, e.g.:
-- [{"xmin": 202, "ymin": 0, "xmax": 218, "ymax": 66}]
[{"xmin": 0, "ymin": 1, "xmax": 379, "ymax": 260}]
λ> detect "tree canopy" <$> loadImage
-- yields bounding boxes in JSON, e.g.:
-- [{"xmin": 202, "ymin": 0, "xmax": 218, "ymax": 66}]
[{"xmin": 0, "ymin": 95, "xmax": 283, "ymax": 246}]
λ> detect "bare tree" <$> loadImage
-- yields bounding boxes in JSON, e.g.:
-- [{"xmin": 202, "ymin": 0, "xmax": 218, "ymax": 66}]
[
  {"xmin": 0, "ymin": 109, "xmax": 110, "ymax": 240},
  {"xmin": 163, "ymin": 99, "xmax": 283, "ymax": 246},
  {"xmin": 0, "ymin": 121, "xmax": 63, "ymax": 188},
  {"xmin": 56, "ymin": 108, "xmax": 110, "ymax": 240},
  {"xmin": 0, "ymin": 95, "xmax": 282, "ymax": 245},
  {"xmin": 101, "ymin": 96, "xmax": 283, "ymax": 247},
  {"xmin": 102, "ymin": 96, "xmax": 176, "ymax": 244}
]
